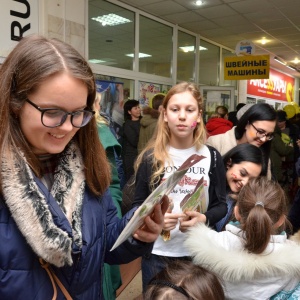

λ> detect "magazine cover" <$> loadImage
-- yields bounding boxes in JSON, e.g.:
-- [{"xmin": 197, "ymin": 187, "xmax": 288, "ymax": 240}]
[
  {"xmin": 161, "ymin": 176, "xmax": 207, "ymax": 242},
  {"xmin": 180, "ymin": 176, "xmax": 207, "ymax": 214},
  {"xmin": 110, "ymin": 154, "xmax": 205, "ymax": 251}
]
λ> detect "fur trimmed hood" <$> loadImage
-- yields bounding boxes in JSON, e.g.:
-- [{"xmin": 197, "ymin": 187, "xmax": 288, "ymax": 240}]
[
  {"xmin": 185, "ymin": 223, "xmax": 300, "ymax": 282},
  {"xmin": 140, "ymin": 113, "xmax": 159, "ymax": 128},
  {"xmin": 1, "ymin": 143, "xmax": 85, "ymax": 267},
  {"xmin": 142, "ymin": 106, "xmax": 160, "ymax": 119}
]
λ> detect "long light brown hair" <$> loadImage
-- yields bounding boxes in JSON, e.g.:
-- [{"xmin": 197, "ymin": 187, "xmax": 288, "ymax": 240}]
[
  {"xmin": 0, "ymin": 35, "xmax": 110, "ymax": 195},
  {"xmin": 135, "ymin": 82, "xmax": 206, "ymax": 189}
]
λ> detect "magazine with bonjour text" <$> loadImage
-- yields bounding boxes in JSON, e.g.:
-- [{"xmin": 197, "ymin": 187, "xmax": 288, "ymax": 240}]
[
  {"xmin": 180, "ymin": 176, "xmax": 207, "ymax": 214},
  {"xmin": 110, "ymin": 154, "xmax": 205, "ymax": 251}
]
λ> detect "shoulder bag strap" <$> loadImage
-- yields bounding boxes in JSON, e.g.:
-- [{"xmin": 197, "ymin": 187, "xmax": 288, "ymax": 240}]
[{"xmin": 39, "ymin": 258, "xmax": 73, "ymax": 300}]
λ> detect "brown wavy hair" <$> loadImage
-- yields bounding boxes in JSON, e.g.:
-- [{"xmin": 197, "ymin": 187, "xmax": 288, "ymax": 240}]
[{"xmin": 0, "ymin": 35, "xmax": 110, "ymax": 195}]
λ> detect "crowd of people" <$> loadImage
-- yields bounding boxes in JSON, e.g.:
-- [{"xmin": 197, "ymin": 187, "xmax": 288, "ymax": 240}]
[{"xmin": 1, "ymin": 34, "xmax": 300, "ymax": 300}]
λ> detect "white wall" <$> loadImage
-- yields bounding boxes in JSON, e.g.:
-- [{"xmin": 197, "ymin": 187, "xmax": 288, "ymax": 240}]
[{"xmin": 44, "ymin": 0, "xmax": 86, "ymax": 56}]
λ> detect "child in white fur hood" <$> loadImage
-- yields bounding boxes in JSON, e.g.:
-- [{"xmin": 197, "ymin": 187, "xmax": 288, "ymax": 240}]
[{"xmin": 185, "ymin": 177, "xmax": 300, "ymax": 300}]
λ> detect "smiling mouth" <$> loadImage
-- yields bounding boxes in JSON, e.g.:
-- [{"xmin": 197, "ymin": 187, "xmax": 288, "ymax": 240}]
[
  {"xmin": 234, "ymin": 180, "xmax": 243, "ymax": 190},
  {"xmin": 50, "ymin": 133, "xmax": 65, "ymax": 139}
]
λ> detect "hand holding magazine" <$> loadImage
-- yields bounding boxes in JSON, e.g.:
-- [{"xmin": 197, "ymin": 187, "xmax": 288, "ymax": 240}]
[
  {"xmin": 110, "ymin": 154, "xmax": 205, "ymax": 251},
  {"xmin": 180, "ymin": 176, "xmax": 207, "ymax": 214}
]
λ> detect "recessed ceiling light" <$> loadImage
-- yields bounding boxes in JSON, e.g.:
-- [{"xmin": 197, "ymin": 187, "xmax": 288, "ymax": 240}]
[
  {"xmin": 126, "ymin": 53, "xmax": 152, "ymax": 58},
  {"xmin": 292, "ymin": 58, "xmax": 300, "ymax": 64},
  {"xmin": 88, "ymin": 59, "xmax": 106, "ymax": 64},
  {"xmin": 274, "ymin": 56, "xmax": 286, "ymax": 66},
  {"xmin": 91, "ymin": 14, "xmax": 131, "ymax": 26},
  {"xmin": 286, "ymin": 65, "xmax": 297, "ymax": 71},
  {"xmin": 195, "ymin": 0, "xmax": 203, "ymax": 5},
  {"xmin": 179, "ymin": 46, "xmax": 207, "ymax": 52},
  {"xmin": 256, "ymin": 37, "xmax": 270, "ymax": 45}
]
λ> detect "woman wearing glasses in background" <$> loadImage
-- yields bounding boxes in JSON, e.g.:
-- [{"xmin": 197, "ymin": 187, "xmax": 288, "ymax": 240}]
[
  {"xmin": 0, "ymin": 35, "xmax": 167, "ymax": 300},
  {"xmin": 206, "ymin": 103, "xmax": 277, "ymax": 178}
]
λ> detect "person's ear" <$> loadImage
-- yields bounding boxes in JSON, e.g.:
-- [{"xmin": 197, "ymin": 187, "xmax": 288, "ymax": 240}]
[
  {"xmin": 226, "ymin": 158, "xmax": 233, "ymax": 169},
  {"xmin": 274, "ymin": 215, "xmax": 285, "ymax": 229},
  {"xmin": 196, "ymin": 109, "xmax": 202, "ymax": 123},
  {"xmin": 163, "ymin": 109, "xmax": 168, "ymax": 122},
  {"xmin": 234, "ymin": 205, "xmax": 241, "ymax": 221}
]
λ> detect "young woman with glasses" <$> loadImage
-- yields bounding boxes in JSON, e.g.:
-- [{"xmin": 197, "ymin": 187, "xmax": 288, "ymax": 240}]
[
  {"xmin": 206, "ymin": 103, "xmax": 277, "ymax": 177},
  {"xmin": 0, "ymin": 35, "xmax": 167, "ymax": 300}
]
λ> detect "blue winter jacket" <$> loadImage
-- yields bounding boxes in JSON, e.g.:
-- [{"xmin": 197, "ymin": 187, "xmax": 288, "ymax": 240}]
[{"xmin": 0, "ymin": 175, "xmax": 151, "ymax": 300}]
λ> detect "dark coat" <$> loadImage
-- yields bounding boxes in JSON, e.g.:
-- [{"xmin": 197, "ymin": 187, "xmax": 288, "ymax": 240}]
[
  {"xmin": 270, "ymin": 126, "xmax": 294, "ymax": 181},
  {"xmin": 122, "ymin": 119, "xmax": 141, "ymax": 181},
  {"xmin": 0, "ymin": 144, "xmax": 151, "ymax": 300}
]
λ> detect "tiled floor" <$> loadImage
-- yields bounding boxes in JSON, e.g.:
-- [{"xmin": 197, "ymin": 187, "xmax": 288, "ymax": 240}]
[
  {"xmin": 115, "ymin": 258, "xmax": 143, "ymax": 300},
  {"xmin": 116, "ymin": 270, "xmax": 142, "ymax": 300}
]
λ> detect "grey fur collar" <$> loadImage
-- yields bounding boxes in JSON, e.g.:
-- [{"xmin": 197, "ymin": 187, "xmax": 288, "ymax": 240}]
[
  {"xmin": 185, "ymin": 223, "xmax": 300, "ymax": 281},
  {"xmin": 2, "ymin": 143, "xmax": 85, "ymax": 267}
]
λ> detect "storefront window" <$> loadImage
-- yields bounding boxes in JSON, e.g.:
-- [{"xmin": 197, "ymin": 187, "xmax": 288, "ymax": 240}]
[
  {"xmin": 199, "ymin": 40, "xmax": 220, "ymax": 86},
  {"xmin": 139, "ymin": 16, "xmax": 173, "ymax": 78},
  {"xmin": 177, "ymin": 31, "xmax": 196, "ymax": 82},
  {"xmin": 220, "ymin": 48, "xmax": 237, "ymax": 88},
  {"xmin": 88, "ymin": 1, "xmax": 134, "ymax": 70}
]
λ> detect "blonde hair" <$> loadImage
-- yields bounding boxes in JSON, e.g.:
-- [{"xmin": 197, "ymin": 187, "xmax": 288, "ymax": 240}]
[
  {"xmin": 135, "ymin": 82, "xmax": 206, "ymax": 189},
  {"xmin": 94, "ymin": 92, "xmax": 108, "ymax": 125}
]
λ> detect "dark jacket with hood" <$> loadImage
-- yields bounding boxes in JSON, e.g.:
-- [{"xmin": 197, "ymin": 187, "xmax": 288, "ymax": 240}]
[{"xmin": 138, "ymin": 107, "xmax": 160, "ymax": 153}]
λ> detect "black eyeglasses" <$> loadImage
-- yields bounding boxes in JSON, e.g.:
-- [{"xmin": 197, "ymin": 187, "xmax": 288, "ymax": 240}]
[
  {"xmin": 250, "ymin": 123, "xmax": 274, "ymax": 141},
  {"xmin": 26, "ymin": 99, "xmax": 95, "ymax": 128}
]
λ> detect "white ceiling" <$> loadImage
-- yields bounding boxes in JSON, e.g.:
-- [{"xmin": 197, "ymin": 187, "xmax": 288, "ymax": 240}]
[{"xmin": 114, "ymin": 0, "xmax": 300, "ymax": 78}]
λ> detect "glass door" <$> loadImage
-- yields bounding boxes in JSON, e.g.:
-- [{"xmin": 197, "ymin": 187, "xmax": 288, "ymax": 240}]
[{"xmin": 200, "ymin": 86, "xmax": 235, "ymax": 122}]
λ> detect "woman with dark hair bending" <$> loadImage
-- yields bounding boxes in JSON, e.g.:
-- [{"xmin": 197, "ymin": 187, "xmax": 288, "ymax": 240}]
[
  {"xmin": 215, "ymin": 143, "xmax": 264, "ymax": 231},
  {"xmin": 186, "ymin": 177, "xmax": 300, "ymax": 300},
  {"xmin": 206, "ymin": 103, "xmax": 276, "ymax": 177}
]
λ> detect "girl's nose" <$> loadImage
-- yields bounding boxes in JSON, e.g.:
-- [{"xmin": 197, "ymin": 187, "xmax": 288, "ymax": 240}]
[{"xmin": 179, "ymin": 109, "xmax": 186, "ymax": 119}]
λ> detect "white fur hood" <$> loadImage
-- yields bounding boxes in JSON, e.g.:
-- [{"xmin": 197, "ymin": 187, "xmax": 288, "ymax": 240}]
[{"xmin": 185, "ymin": 223, "xmax": 300, "ymax": 282}]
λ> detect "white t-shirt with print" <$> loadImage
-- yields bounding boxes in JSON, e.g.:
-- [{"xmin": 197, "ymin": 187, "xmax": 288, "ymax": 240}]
[{"xmin": 152, "ymin": 145, "xmax": 211, "ymax": 257}]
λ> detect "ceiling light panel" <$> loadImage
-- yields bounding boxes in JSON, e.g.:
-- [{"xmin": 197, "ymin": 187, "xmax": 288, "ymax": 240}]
[
  {"xmin": 179, "ymin": 46, "xmax": 207, "ymax": 52},
  {"xmin": 126, "ymin": 53, "xmax": 152, "ymax": 58},
  {"xmin": 91, "ymin": 14, "xmax": 131, "ymax": 26}
]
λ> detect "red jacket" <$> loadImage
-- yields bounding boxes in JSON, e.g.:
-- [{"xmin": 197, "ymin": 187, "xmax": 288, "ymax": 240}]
[{"xmin": 206, "ymin": 117, "xmax": 233, "ymax": 136}]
